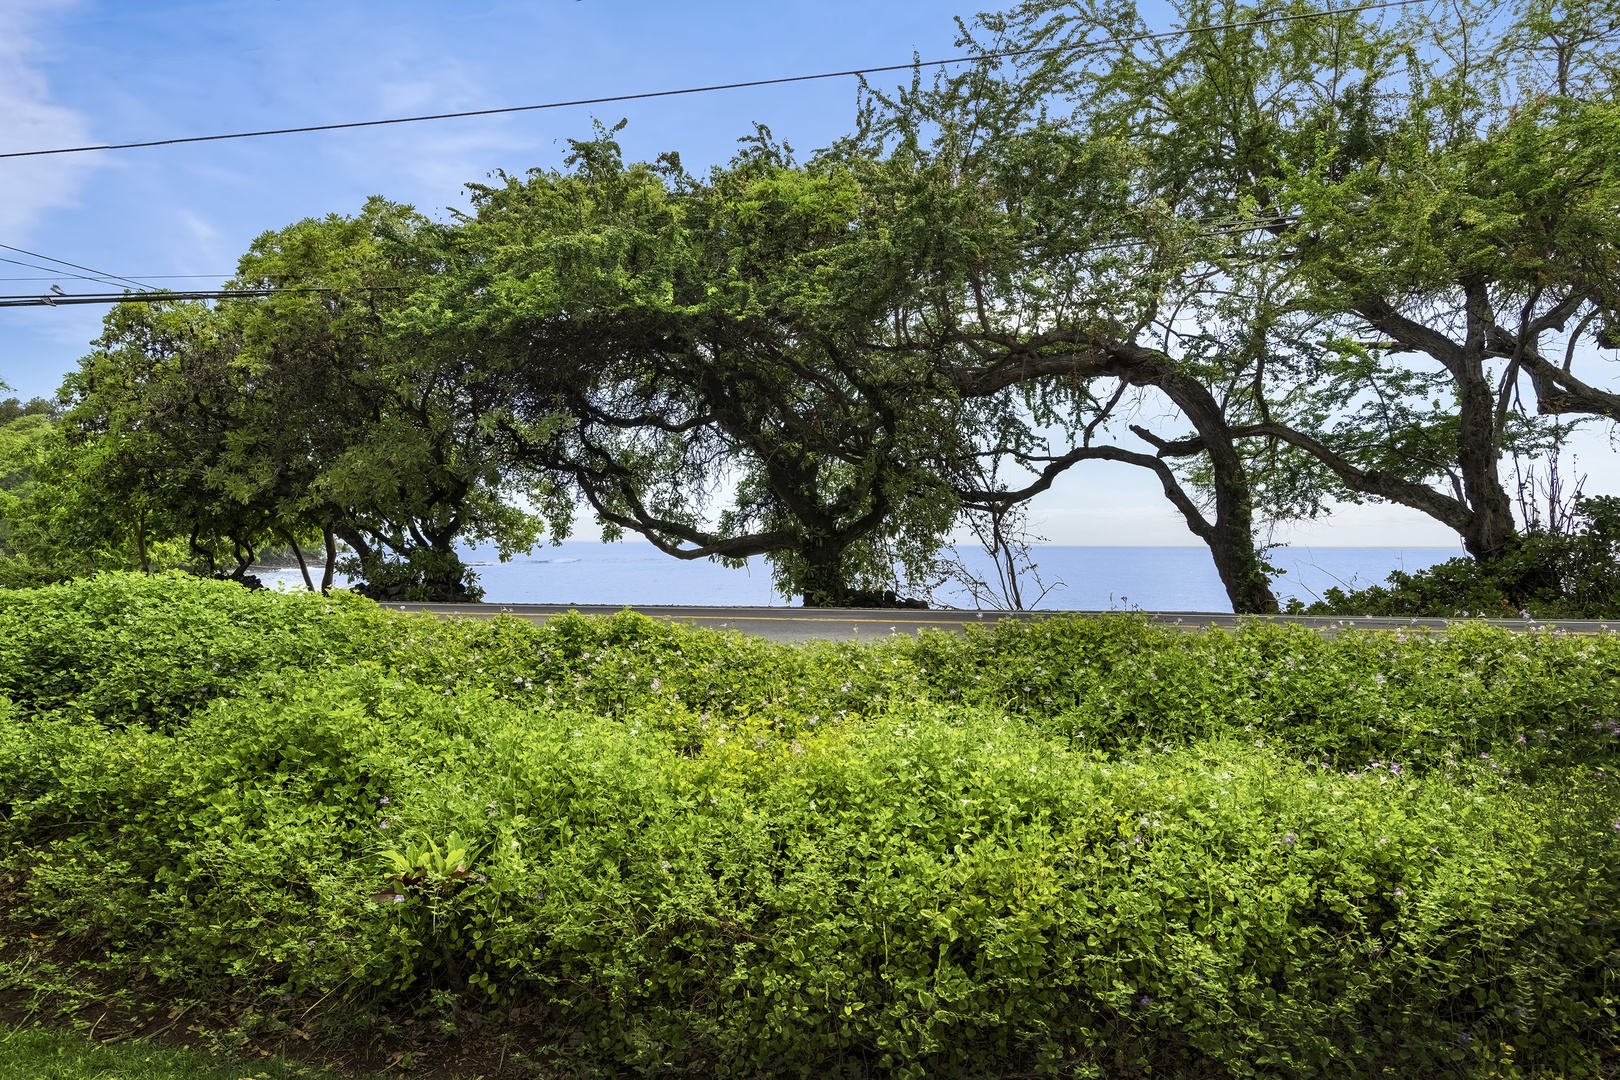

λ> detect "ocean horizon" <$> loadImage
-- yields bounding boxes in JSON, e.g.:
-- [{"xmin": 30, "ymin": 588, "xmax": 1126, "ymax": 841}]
[{"xmin": 255, "ymin": 542, "xmax": 1464, "ymax": 614}]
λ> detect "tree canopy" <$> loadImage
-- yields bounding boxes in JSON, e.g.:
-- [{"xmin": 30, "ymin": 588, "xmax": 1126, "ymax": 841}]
[{"xmin": 3, "ymin": 0, "xmax": 1616, "ymax": 613}]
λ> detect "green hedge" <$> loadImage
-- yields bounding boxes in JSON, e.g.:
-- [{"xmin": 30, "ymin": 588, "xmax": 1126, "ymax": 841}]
[
  {"xmin": 1, "ymin": 575, "xmax": 1619, "ymax": 1076},
  {"xmin": 7, "ymin": 573, "xmax": 1619, "ymax": 771}
]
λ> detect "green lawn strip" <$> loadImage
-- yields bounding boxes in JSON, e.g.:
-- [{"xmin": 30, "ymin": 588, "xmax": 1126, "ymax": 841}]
[{"xmin": 0, "ymin": 1023, "xmax": 350, "ymax": 1080}]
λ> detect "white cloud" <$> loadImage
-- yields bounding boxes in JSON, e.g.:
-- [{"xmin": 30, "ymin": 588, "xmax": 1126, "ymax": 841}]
[{"xmin": 0, "ymin": 1, "xmax": 97, "ymax": 241}]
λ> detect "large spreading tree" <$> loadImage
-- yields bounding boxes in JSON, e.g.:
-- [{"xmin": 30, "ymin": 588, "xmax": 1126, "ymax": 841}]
[{"xmin": 411, "ymin": 132, "xmax": 974, "ymax": 605}]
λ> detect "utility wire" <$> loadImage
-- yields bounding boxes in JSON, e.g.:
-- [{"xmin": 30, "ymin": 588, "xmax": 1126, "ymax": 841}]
[
  {"xmin": 0, "ymin": 244, "xmax": 157, "ymax": 290},
  {"xmin": 0, "ymin": 274, "xmax": 234, "ymax": 282},
  {"xmin": 0, "ymin": 0, "xmax": 1426, "ymax": 161},
  {"xmin": 0, "ymin": 254, "xmax": 135, "ymax": 291},
  {"xmin": 0, "ymin": 289, "xmax": 273, "ymax": 308},
  {"xmin": 0, "ymin": 287, "xmax": 386, "ymax": 308}
]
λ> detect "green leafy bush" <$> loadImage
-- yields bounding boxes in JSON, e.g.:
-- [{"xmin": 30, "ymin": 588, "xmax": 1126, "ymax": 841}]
[
  {"xmin": 2, "ymin": 574, "xmax": 1619, "ymax": 1076},
  {"xmin": 1297, "ymin": 497, "xmax": 1620, "ymax": 619},
  {"xmin": 0, "ymin": 572, "xmax": 390, "ymax": 727}
]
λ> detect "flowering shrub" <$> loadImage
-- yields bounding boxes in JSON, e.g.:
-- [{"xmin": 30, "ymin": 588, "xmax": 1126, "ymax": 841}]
[{"xmin": 1, "ymin": 574, "xmax": 1619, "ymax": 1075}]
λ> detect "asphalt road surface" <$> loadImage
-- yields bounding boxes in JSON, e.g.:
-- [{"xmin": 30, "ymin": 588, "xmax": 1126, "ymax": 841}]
[{"xmin": 384, "ymin": 602, "xmax": 1620, "ymax": 642}]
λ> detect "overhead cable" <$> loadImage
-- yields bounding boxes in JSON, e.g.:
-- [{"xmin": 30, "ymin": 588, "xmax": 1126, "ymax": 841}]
[
  {"xmin": 0, "ymin": 288, "xmax": 287, "ymax": 308},
  {"xmin": 0, "ymin": 0, "xmax": 1427, "ymax": 161},
  {"xmin": 0, "ymin": 285, "xmax": 412, "ymax": 307},
  {"xmin": 0, "ymin": 244, "xmax": 157, "ymax": 290},
  {"xmin": 0, "ymin": 274, "xmax": 234, "ymax": 282}
]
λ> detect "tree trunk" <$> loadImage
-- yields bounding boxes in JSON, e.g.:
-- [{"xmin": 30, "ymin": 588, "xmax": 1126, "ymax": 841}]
[
  {"xmin": 284, "ymin": 531, "xmax": 315, "ymax": 592},
  {"xmin": 1198, "ymin": 436, "xmax": 1278, "ymax": 614},
  {"xmin": 320, "ymin": 527, "xmax": 337, "ymax": 594},
  {"xmin": 1353, "ymin": 293, "xmax": 1521, "ymax": 562},
  {"xmin": 954, "ymin": 338, "xmax": 1282, "ymax": 614},
  {"xmin": 800, "ymin": 543, "xmax": 847, "ymax": 607},
  {"xmin": 1150, "ymin": 370, "xmax": 1278, "ymax": 614},
  {"xmin": 134, "ymin": 510, "xmax": 150, "ymax": 574},
  {"xmin": 1454, "ymin": 355, "xmax": 1518, "ymax": 560}
]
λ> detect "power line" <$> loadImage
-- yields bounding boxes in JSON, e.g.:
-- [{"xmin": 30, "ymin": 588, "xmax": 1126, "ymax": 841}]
[
  {"xmin": 0, "ymin": 289, "xmax": 274, "ymax": 308},
  {"xmin": 0, "ymin": 244, "xmax": 157, "ymax": 291},
  {"xmin": 0, "ymin": 254, "xmax": 134, "ymax": 291},
  {"xmin": 0, "ymin": 0, "xmax": 1426, "ymax": 161},
  {"xmin": 0, "ymin": 286, "xmax": 396, "ymax": 308},
  {"xmin": 0, "ymin": 274, "xmax": 234, "ymax": 282}
]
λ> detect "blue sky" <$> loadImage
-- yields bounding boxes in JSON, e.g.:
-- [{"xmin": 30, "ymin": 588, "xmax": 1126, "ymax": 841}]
[
  {"xmin": 1, "ymin": 0, "xmax": 969, "ymax": 397},
  {"xmin": 3, "ymin": 0, "xmax": 1601, "ymax": 549}
]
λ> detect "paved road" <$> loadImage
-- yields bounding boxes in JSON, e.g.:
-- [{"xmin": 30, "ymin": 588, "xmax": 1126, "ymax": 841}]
[{"xmin": 384, "ymin": 602, "xmax": 1620, "ymax": 642}]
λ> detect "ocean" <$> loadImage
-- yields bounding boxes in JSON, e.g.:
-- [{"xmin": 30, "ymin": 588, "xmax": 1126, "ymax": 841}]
[{"xmin": 254, "ymin": 542, "xmax": 1462, "ymax": 613}]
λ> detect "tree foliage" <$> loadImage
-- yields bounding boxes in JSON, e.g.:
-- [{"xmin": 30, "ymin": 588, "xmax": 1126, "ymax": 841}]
[
  {"xmin": 6, "ymin": 0, "xmax": 1618, "ymax": 612},
  {"xmin": 416, "ymin": 131, "xmax": 973, "ymax": 605},
  {"xmin": 822, "ymin": 0, "xmax": 1620, "ymax": 613}
]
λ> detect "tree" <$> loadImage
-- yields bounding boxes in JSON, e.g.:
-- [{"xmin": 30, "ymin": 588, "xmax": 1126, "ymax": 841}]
[
  {"xmin": 840, "ymin": 35, "xmax": 1312, "ymax": 612},
  {"xmin": 56, "ymin": 300, "xmax": 285, "ymax": 581},
  {"xmin": 969, "ymin": 0, "xmax": 1620, "ymax": 568},
  {"xmin": 228, "ymin": 198, "xmax": 556, "ymax": 599},
  {"xmin": 47, "ymin": 199, "xmax": 557, "ymax": 600},
  {"xmin": 421, "ymin": 132, "xmax": 972, "ymax": 605},
  {"xmin": 0, "ymin": 389, "xmax": 72, "ymax": 587}
]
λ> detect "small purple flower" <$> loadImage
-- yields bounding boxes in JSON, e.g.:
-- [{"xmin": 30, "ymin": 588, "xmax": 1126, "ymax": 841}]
[
  {"xmin": 1480, "ymin": 753, "xmax": 1491, "ymax": 760},
  {"xmin": 378, "ymin": 795, "xmax": 391, "ymax": 806},
  {"xmin": 281, "ymin": 991, "xmax": 294, "ymax": 1004},
  {"xmin": 1389, "ymin": 763, "xmax": 1403, "ymax": 777},
  {"xmin": 378, "ymin": 818, "xmax": 390, "ymax": 830},
  {"xmin": 1393, "ymin": 888, "xmax": 1405, "ymax": 898},
  {"xmin": 1611, "ymin": 820, "xmax": 1620, "ymax": 832},
  {"xmin": 392, "ymin": 894, "xmax": 406, "ymax": 904},
  {"xmin": 1282, "ymin": 832, "xmax": 1297, "ymax": 846},
  {"xmin": 1138, "ymin": 995, "xmax": 1152, "ymax": 1008},
  {"xmin": 1459, "ymin": 1030, "xmax": 1473, "ymax": 1045},
  {"xmin": 1516, "ymin": 734, "xmax": 1527, "ymax": 745}
]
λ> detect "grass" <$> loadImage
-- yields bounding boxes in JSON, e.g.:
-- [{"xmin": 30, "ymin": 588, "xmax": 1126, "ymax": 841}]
[{"xmin": 0, "ymin": 1024, "xmax": 349, "ymax": 1080}]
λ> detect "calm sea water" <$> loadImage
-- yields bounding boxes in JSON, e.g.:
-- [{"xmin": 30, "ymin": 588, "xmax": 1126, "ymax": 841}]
[{"xmin": 257, "ymin": 542, "xmax": 1461, "ymax": 613}]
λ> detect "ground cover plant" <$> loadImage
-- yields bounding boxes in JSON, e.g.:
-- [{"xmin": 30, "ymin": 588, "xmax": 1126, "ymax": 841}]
[
  {"xmin": 2, "ymin": 575, "xmax": 1619, "ymax": 1077},
  {"xmin": 0, "ymin": 1024, "xmax": 348, "ymax": 1080}
]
